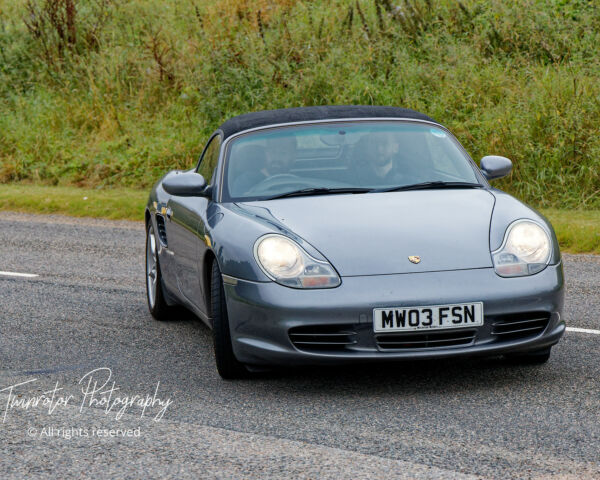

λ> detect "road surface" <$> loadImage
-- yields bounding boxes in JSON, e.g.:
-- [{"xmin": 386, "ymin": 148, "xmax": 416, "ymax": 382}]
[{"xmin": 1, "ymin": 212, "xmax": 599, "ymax": 479}]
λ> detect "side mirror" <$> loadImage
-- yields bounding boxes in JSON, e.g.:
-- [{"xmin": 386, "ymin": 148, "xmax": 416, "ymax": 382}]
[
  {"xmin": 162, "ymin": 171, "xmax": 209, "ymax": 197},
  {"xmin": 480, "ymin": 156, "xmax": 512, "ymax": 181}
]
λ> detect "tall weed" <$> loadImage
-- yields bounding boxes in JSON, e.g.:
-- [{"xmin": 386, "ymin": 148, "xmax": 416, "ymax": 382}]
[{"xmin": 0, "ymin": 0, "xmax": 598, "ymax": 208}]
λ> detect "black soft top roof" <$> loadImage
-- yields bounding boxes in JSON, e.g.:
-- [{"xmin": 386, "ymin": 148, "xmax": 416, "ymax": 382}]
[{"xmin": 218, "ymin": 105, "xmax": 437, "ymax": 139}]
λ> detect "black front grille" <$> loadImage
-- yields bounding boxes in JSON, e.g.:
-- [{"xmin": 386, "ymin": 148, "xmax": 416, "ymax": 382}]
[
  {"xmin": 155, "ymin": 214, "xmax": 167, "ymax": 246},
  {"xmin": 491, "ymin": 312, "xmax": 550, "ymax": 341},
  {"xmin": 289, "ymin": 324, "xmax": 357, "ymax": 352},
  {"xmin": 376, "ymin": 329, "xmax": 477, "ymax": 350}
]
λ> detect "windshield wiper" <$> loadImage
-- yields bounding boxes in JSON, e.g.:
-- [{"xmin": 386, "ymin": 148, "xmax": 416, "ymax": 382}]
[
  {"xmin": 262, "ymin": 182, "xmax": 481, "ymax": 199},
  {"xmin": 265, "ymin": 187, "xmax": 373, "ymax": 200},
  {"xmin": 372, "ymin": 181, "xmax": 483, "ymax": 193}
]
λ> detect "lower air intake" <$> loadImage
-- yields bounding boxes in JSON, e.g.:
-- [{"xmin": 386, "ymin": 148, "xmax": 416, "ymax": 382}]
[
  {"xmin": 376, "ymin": 329, "xmax": 476, "ymax": 350},
  {"xmin": 289, "ymin": 324, "xmax": 357, "ymax": 352},
  {"xmin": 491, "ymin": 312, "xmax": 550, "ymax": 341}
]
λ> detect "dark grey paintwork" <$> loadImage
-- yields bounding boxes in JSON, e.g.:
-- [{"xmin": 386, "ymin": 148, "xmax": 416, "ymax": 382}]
[
  {"xmin": 162, "ymin": 171, "xmax": 208, "ymax": 197},
  {"xmin": 225, "ymin": 265, "xmax": 564, "ymax": 365},
  {"xmin": 146, "ymin": 117, "xmax": 565, "ymax": 367},
  {"xmin": 480, "ymin": 155, "xmax": 513, "ymax": 181},
  {"xmin": 239, "ymin": 190, "xmax": 496, "ymax": 276}
]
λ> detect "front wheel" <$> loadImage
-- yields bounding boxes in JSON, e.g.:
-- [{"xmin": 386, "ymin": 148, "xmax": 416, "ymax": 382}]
[
  {"xmin": 211, "ymin": 261, "xmax": 248, "ymax": 379},
  {"xmin": 146, "ymin": 223, "xmax": 173, "ymax": 320}
]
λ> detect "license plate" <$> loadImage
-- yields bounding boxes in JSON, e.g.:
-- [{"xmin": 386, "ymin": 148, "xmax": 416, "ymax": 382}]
[{"xmin": 373, "ymin": 302, "xmax": 484, "ymax": 333}]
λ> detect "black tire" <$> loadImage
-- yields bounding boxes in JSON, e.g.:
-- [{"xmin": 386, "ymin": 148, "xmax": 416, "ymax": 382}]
[
  {"xmin": 146, "ymin": 223, "xmax": 173, "ymax": 321},
  {"xmin": 505, "ymin": 347, "xmax": 552, "ymax": 365},
  {"xmin": 211, "ymin": 260, "xmax": 248, "ymax": 379}
]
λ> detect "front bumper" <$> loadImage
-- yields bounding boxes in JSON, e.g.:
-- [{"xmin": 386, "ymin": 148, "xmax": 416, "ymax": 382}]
[{"xmin": 224, "ymin": 263, "xmax": 565, "ymax": 367}]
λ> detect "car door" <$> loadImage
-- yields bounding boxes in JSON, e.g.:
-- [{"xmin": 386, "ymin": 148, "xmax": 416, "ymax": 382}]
[{"xmin": 165, "ymin": 134, "xmax": 222, "ymax": 315}]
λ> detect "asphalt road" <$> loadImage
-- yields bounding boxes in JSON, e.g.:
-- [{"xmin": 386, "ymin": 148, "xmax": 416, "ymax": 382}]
[{"xmin": 1, "ymin": 211, "xmax": 599, "ymax": 479}]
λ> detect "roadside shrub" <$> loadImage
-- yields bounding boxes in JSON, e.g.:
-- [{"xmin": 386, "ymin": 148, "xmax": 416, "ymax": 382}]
[
  {"xmin": 0, "ymin": 0, "xmax": 598, "ymax": 209},
  {"xmin": 23, "ymin": 0, "xmax": 112, "ymax": 67}
]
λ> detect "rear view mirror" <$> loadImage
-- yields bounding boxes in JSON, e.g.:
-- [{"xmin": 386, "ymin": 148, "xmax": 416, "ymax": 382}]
[
  {"xmin": 162, "ymin": 171, "xmax": 209, "ymax": 197},
  {"xmin": 319, "ymin": 131, "xmax": 346, "ymax": 146},
  {"xmin": 480, "ymin": 156, "xmax": 512, "ymax": 181}
]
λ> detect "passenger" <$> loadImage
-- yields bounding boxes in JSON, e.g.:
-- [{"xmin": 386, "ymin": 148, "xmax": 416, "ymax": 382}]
[
  {"xmin": 229, "ymin": 135, "xmax": 298, "ymax": 195},
  {"xmin": 262, "ymin": 135, "xmax": 298, "ymax": 177},
  {"xmin": 229, "ymin": 145, "xmax": 268, "ymax": 195}
]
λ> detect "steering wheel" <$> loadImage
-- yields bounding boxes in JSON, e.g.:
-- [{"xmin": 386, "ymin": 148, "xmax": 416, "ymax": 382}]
[{"xmin": 246, "ymin": 174, "xmax": 314, "ymax": 194}]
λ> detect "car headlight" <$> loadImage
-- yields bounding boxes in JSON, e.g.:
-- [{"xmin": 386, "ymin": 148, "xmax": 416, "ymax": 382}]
[
  {"xmin": 254, "ymin": 234, "xmax": 341, "ymax": 288},
  {"xmin": 492, "ymin": 220, "xmax": 551, "ymax": 277}
]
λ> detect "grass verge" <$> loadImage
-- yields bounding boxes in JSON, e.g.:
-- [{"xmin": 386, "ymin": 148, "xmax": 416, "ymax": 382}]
[
  {"xmin": 541, "ymin": 209, "xmax": 600, "ymax": 255},
  {"xmin": 0, "ymin": 184, "xmax": 147, "ymax": 221},
  {"xmin": 1, "ymin": 184, "xmax": 598, "ymax": 254}
]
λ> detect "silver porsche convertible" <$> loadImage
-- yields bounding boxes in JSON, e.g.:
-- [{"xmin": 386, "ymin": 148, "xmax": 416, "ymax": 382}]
[{"xmin": 145, "ymin": 106, "xmax": 565, "ymax": 378}]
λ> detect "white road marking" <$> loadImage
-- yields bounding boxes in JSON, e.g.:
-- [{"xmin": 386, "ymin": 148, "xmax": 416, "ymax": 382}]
[
  {"xmin": 1, "ymin": 263, "xmax": 598, "ymax": 338},
  {"xmin": 567, "ymin": 327, "xmax": 600, "ymax": 335},
  {"xmin": 0, "ymin": 271, "xmax": 39, "ymax": 278}
]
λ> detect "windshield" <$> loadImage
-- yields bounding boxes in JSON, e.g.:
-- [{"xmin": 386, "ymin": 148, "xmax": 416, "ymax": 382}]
[{"xmin": 222, "ymin": 121, "xmax": 480, "ymax": 201}]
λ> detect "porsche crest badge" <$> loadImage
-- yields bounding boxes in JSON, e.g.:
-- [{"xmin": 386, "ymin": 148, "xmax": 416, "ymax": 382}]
[{"xmin": 408, "ymin": 255, "xmax": 421, "ymax": 264}]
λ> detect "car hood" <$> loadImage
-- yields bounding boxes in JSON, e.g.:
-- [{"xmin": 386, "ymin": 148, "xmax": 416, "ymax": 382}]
[{"xmin": 237, "ymin": 189, "xmax": 496, "ymax": 276}]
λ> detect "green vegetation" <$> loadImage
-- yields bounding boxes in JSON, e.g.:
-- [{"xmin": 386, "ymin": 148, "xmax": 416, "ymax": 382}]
[
  {"xmin": 1, "ymin": 184, "xmax": 598, "ymax": 254},
  {"xmin": 0, "ymin": 0, "xmax": 598, "ymax": 211},
  {"xmin": 0, "ymin": 0, "xmax": 598, "ymax": 257},
  {"xmin": 0, "ymin": 184, "xmax": 145, "ymax": 220},
  {"xmin": 542, "ymin": 209, "xmax": 600, "ymax": 254}
]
